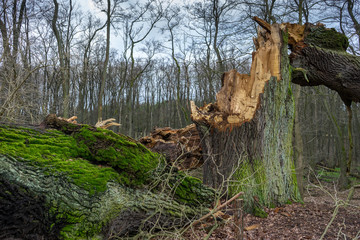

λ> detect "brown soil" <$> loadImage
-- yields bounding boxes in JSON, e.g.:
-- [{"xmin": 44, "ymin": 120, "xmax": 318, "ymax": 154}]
[{"xmin": 183, "ymin": 183, "xmax": 360, "ymax": 240}]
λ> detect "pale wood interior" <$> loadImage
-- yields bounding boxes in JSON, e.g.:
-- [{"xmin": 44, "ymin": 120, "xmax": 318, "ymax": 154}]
[{"xmin": 191, "ymin": 23, "xmax": 283, "ymax": 128}]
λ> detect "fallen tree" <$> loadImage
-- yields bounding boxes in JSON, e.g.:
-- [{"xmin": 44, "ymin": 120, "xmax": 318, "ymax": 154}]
[{"xmin": 0, "ymin": 114, "xmax": 215, "ymax": 239}]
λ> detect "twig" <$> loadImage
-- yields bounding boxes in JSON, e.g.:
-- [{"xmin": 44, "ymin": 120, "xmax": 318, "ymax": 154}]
[
  {"xmin": 0, "ymin": 65, "xmax": 45, "ymax": 120},
  {"xmin": 319, "ymin": 186, "xmax": 355, "ymax": 240},
  {"xmin": 203, "ymin": 223, "xmax": 218, "ymax": 240},
  {"xmin": 180, "ymin": 191, "xmax": 244, "ymax": 237},
  {"xmin": 192, "ymin": 191, "xmax": 244, "ymax": 227}
]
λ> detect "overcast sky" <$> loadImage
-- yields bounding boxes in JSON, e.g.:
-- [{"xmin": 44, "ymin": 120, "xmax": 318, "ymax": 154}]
[{"xmin": 76, "ymin": 0, "xmax": 175, "ymax": 58}]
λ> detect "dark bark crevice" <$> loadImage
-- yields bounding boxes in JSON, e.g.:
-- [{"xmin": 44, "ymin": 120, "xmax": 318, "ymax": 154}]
[{"xmin": 291, "ymin": 46, "xmax": 360, "ymax": 106}]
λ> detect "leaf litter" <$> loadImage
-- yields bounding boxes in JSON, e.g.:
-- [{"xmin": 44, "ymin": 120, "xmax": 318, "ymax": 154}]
[{"xmin": 182, "ymin": 182, "xmax": 360, "ymax": 240}]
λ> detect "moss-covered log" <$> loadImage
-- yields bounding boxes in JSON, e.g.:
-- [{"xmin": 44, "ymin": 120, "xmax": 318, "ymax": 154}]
[
  {"xmin": 191, "ymin": 22, "xmax": 301, "ymax": 214},
  {"xmin": 0, "ymin": 116, "xmax": 215, "ymax": 239}
]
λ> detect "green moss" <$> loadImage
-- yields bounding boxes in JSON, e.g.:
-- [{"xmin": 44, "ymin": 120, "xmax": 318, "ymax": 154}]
[
  {"xmin": 305, "ymin": 26, "xmax": 349, "ymax": 51},
  {"xmin": 228, "ymin": 158, "xmax": 267, "ymax": 211},
  {"xmin": 317, "ymin": 167, "xmax": 341, "ymax": 182},
  {"xmin": 269, "ymin": 203, "xmax": 276, "ymax": 209},
  {"xmin": 59, "ymin": 220, "xmax": 103, "ymax": 240},
  {"xmin": 1, "ymin": 125, "xmax": 215, "ymax": 239},
  {"xmin": 254, "ymin": 206, "xmax": 268, "ymax": 218},
  {"xmin": 150, "ymin": 164, "xmax": 215, "ymax": 207},
  {"xmin": 0, "ymin": 125, "xmax": 214, "ymax": 205},
  {"xmin": 72, "ymin": 125, "xmax": 159, "ymax": 185},
  {"xmin": 282, "ymin": 31, "xmax": 289, "ymax": 44},
  {"xmin": 173, "ymin": 174, "xmax": 211, "ymax": 205},
  {"xmin": 0, "ymin": 125, "xmax": 158, "ymax": 194}
]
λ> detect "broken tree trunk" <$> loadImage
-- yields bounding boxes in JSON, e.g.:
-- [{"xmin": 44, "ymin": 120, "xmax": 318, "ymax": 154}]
[
  {"xmin": 0, "ymin": 115, "xmax": 215, "ymax": 239},
  {"xmin": 191, "ymin": 22, "xmax": 301, "ymax": 212}
]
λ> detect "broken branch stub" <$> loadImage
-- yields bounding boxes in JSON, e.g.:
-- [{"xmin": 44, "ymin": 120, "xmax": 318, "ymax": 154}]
[{"xmin": 95, "ymin": 118, "xmax": 121, "ymax": 129}]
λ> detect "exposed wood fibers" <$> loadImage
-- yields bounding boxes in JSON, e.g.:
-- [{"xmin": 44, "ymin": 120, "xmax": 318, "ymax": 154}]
[{"xmin": 191, "ymin": 21, "xmax": 282, "ymax": 131}]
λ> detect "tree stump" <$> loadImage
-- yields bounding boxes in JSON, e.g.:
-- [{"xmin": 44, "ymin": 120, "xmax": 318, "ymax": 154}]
[{"xmin": 191, "ymin": 23, "xmax": 301, "ymax": 212}]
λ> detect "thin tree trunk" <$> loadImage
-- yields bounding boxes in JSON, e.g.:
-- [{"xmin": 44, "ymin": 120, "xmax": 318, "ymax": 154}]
[
  {"xmin": 97, "ymin": 0, "xmax": 111, "ymax": 123},
  {"xmin": 293, "ymin": 2, "xmax": 305, "ymax": 197},
  {"xmin": 51, "ymin": 0, "xmax": 70, "ymax": 118}
]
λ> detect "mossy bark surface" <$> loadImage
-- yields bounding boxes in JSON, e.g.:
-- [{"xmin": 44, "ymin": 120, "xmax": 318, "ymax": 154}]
[
  {"xmin": 191, "ymin": 23, "xmax": 301, "ymax": 214},
  {"xmin": 0, "ymin": 118, "xmax": 215, "ymax": 239},
  {"xmin": 288, "ymin": 23, "xmax": 360, "ymax": 106}
]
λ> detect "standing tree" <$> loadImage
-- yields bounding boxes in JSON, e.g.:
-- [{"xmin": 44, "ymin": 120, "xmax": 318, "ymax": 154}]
[
  {"xmin": 50, "ymin": 0, "xmax": 80, "ymax": 118},
  {"xmin": 119, "ymin": 0, "xmax": 163, "ymax": 137},
  {"xmin": 77, "ymin": 15, "xmax": 106, "ymax": 122},
  {"xmin": 0, "ymin": 0, "xmax": 27, "ymax": 120},
  {"xmin": 97, "ymin": 0, "xmax": 111, "ymax": 123},
  {"xmin": 164, "ymin": 6, "xmax": 185, "ymax": 127},
  {"xmin": 95, "ymin": 0, "xmax": 122, "ymax": 123},
  {"xmin": 288, "ymin": 21, "xmax": 358, "ymax": 188}
]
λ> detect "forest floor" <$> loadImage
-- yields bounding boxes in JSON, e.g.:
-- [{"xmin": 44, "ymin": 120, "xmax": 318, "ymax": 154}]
[{"xmin": 182, "ymin": 179, "xmax": 360, "ymax": 240}]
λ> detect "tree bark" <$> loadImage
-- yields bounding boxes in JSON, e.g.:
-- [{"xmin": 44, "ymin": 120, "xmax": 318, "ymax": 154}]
[
  {"xmin": 51, "ymin": 0, "xmax": 70, "ymax": 118},
  {"xmin": 191, "ymin": 23, "xmax": 301, "ymax": 212},
  {"xmin": 286, "ymin": 22, "xmax": 358, "ymax": 188},
  {"xmin": 287, "ymin": 23, "xmax": 360, "ymax": 106},
  {"xmin": 0, "ymin": 115, "xmax": 215, "ymax": 239},
  {"xmin": 293, "ymin": 84, "xmax": 304, "ymax": 197}
]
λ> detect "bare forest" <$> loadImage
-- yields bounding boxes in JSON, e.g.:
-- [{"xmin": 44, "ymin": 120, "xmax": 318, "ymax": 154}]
[{"xmin": 1, "ymin": 0, "xmax": 360, "ymax": 239}]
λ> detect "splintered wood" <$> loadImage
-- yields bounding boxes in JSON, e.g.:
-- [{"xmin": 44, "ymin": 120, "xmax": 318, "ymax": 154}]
[
  {"xmin": 283, "ymin": 23, "xmax": 305, "ymax": 48},
  {"xmin": 191, "ymin": 23, "xmax": 282, "ymax": 130},
  {"xmin": 95, "ymin": 118, "xmax": 121, "ymax": 129},
  {"xmin": 139, "ymin": 124, "xmax": 203, "ymax": 170}
]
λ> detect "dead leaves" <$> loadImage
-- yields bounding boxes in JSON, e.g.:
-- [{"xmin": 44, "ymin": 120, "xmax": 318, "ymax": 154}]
[
  {"xmin": 244, "ymin": 224, "xmax": 260, "ymax": 231},
  {"xmin": 180, "ymin": 185, "xmax": 360, "ymax": 240},
  {"xmin": 273, "ymin": 207, "xmax": 292, "ymax": 217}
]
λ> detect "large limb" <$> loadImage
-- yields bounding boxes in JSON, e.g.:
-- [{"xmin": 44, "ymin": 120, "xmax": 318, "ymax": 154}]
[
  {"xmin": 286, "ymin": 22, "xmax": 356, "ymax": 182},
  {"xmin": 286, "ymin": 23, "xmax": 360, "ymax": 106}
]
